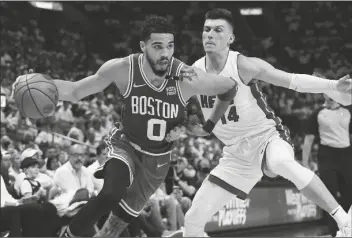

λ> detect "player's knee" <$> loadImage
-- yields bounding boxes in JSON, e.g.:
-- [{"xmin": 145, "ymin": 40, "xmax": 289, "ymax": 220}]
[
  {"xmin": 265, "ymin": 139, "xmax": 314, "ymax": 189},
  {"xmin": 268, "ymin": 154, "xmax": 314, "ymax": 190},
  {"xmin": 98, "ymin": 160, "xmax": 130, "ymax": 203},
  {"xmin": 265, "ymin": 139, "xmax": 294, "ymax": 171}
]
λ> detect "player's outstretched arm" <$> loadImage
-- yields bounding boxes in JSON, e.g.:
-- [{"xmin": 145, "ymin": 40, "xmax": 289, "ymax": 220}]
[
  {"xmin": 178, "ymin": 65, "xmax": 238, "ymax": 102},
  {"xmin": 237, "ymin": 55, "xmax": 352, "ymax": 106},
  {"xmin": 54, "ymin": 58, "xmax": 128, "ymax": 102}
]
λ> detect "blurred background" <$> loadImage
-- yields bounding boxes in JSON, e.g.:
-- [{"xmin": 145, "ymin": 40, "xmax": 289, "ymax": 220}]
[{"xmin": 1, "ymin": 1, "xmax": 351, "ymax": 237}]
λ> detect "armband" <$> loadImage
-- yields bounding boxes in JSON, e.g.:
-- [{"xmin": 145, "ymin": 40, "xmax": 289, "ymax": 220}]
[{"xmin": 202, "ymin": 119, "xmax": 215, "ymax": 134}]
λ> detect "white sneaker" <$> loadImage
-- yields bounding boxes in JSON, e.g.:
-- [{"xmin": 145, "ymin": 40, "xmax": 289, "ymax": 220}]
[
  {"xmin": 162, "ymin": 229, "xmax": 183, "ymax": 237},
  {"xmin": 336, "ymin": 206, "xmax": 351, "ymax": 237}
]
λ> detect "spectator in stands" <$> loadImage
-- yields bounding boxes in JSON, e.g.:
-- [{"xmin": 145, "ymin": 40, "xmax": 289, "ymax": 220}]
[
  {"xmin": 1, "ymin": 135, "xmax": 13, "ymax": 155},
  {"xmin": 43, "ymin": 146, "xmax": 59, "ymax": 177},
  {"xmin": 14, "ymin": 149, "xmax": 54, "ymax": 196},
  {"xmin": 56, "ymin": 101, "xmax": 75, "ymax": 135},
  {"xmin": 8, "ymin": 149, "xmax": 22, "ymax": 186},
  {"xmin": 136, "ymin": 187, "xmax": 183, "ymax": 237},
  {"xmin": 1, "ymin": 174, "xmax": 63, "ymax": 237},
  {"xmin": 85, "ymin": 128, "xmax": 98, "ymax": 156},
  {"xmin": 67, "ymin": 118, "xmax": 85, "ymax": 142},
  {"xmin": 172, "ymin": 186, "xmax": 192, "ymax": 215},
  {"xmin": 53, "ymin": 144, "xmax": 94, "ymax": 195},
  {"xmin": 91, "ymin": 118, "xmax": 105, "ymax": 144},
  {"xmin": 194, "ymin": 158, "xmax": 211, "ymax": 190},
  {"xmin": 19, "ymin": 156, "xmax": 47, "ymax": 203},
  {"xmin": 168, "ymin": 156, "xmax": 196, "ymax": 199},
  {"xmin": 1, "ymin": 151, "xmax": 16, "ymax": 197},
  {"xmin": 47, "ymin": 155, "xmax": 61, "ymax": 173},
  {"xmin": 58, "ymin": 150, "xmax": 69, "ymax": 165}
]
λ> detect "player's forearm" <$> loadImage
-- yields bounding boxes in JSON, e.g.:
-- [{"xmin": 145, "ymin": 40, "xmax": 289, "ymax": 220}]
[
  {"xmin": 289, "ymin": 74, "xmax": 340, "ymax": 94},
  {"xmin": 207, "ymin": 86, "xmax": 238, "ymax": 124},
  {"xmin": 200, "ymin": 75, "xmax": 237, "ymax": 96},
  {"xmin": 207, "ymin": 99, "xmax": 231, "ymax": 127},
  {"xmin": 54, "ymin": 74, "xmax": 109, "ymax": 103},
  {"xmin": 54, "ymin": 80, "xmax": 79, "ymax": 102}
]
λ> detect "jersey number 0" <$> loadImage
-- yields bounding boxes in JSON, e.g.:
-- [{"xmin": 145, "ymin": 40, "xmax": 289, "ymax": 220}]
[{"xmin": 147, "ymin": 119, "xmax": 166, "ymax": 141}]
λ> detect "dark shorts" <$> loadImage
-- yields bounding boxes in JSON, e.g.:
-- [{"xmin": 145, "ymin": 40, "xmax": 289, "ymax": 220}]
[
  {"xmin": 317, "ymin": 145, "xmax": 352, "ymax": 207},
  {"xmin": 94, "ymin": 127, "xmax": 171, "ymax": 217}
]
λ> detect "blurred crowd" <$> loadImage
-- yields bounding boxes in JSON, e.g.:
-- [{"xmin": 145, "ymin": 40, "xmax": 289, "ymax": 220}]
[{"xmin": 1, "ymin": 1, "xmax": 351, "ymax": 237}]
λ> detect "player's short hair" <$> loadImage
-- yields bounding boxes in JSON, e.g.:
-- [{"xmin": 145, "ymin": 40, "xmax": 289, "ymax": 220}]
[
  {"xmin": 205, "ymin": 8, "xmax": 234, "ymax": 30},
  {"xmin": 140, "ymin": 15, "xmax": 175, "ymax": 41}
]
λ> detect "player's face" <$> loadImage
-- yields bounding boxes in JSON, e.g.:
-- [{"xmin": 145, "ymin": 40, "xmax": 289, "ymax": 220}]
[
  {"xmin": 142, "ymin": 33, "xmax": 174, "ymax": 76},
  {"xmin": 202, "ymin": 19, "xmax": 234, "ymax": 53}
]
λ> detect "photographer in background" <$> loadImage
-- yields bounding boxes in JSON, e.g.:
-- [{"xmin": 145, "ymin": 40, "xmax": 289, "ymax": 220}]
[{"xmin": 165, "ymin": 154, "xmax": 196, "ymax": 199}]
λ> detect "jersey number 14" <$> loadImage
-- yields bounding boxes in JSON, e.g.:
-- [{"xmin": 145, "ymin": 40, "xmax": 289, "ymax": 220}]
[{"xmin": 220, "ymin": 105, "xmax": 239, "ymax": 124}]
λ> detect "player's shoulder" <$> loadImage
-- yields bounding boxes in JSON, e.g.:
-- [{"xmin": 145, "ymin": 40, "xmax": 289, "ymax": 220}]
[
  {"xmin": 98, "ymin": 56, "xmax": 132, "ymax": 78},
  {"xmin": 103, "ymin": 56, "xmax": 130, "ymax": 70},
  {"xmin": 192, "ymin": 56, "xmax": 205, "ymax": 68},
  {"xmin": 170, "ymin": 57, "xmax": 186, "ymax": 68}
]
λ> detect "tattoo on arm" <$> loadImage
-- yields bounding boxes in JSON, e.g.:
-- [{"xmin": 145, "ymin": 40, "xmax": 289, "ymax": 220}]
[{"xmin": 179, "ymin": 66, "xmax": 198, "ymax": 81}]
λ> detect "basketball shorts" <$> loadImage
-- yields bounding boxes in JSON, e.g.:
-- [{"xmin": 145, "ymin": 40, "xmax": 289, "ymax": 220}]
[
  {"xmin": 210, "ymin": 126, "xmax": 293, "ymax": 199},
  {"xmin": 94, "ymin": 127, "xmax": 171, "ymax": 217}
]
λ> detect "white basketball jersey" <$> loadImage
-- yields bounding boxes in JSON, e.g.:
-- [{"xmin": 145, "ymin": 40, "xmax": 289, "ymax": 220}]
[{"xmin": 194, "ymin": 51, "xmax": 289, "ymax": 146}]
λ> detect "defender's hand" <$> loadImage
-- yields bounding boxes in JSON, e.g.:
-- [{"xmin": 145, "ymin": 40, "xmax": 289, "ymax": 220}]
[
  {"xmin": 185, "ymin": 114, "xmax": 210, "ymax": 137},
  {"xmin": 337, "ymin": 74, "xmax": 352, "ymax": 93}
]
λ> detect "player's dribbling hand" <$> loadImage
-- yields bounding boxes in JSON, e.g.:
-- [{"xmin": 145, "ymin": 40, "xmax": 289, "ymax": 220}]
[
  {"xmin": 336, "ymin": 74, "xmax": 352, "ymax": 93},
  {"xmin": 10, "ymin": 69, "xmax": 34, "ymax": 100},
  {"xmin": 165, "ymin": 125, "xmax": 186, "ymax": 142}
]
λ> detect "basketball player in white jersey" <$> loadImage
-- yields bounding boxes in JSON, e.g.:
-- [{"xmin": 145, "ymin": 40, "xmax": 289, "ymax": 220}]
[{"xmin": 181, "ymin": 8, "xmax": 352, "ymax": 237}]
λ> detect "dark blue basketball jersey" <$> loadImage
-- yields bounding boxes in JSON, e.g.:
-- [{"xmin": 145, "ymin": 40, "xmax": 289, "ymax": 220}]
[{"xmin": 121, "ymin": 54, "xmax": 187, "ymax": 155}]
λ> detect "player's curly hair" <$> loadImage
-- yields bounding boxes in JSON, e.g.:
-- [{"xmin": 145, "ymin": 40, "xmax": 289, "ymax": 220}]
[
  {"xmin": 205, "ymin": 8, "xmax": 234, "ymax": 30},
  {"xmin": 140, "ymin": 15, "xmax": 175, "ymax": 41}
]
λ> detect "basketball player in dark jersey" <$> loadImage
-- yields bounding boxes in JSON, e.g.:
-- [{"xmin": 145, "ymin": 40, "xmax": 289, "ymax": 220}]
[{"xmin": 14, "ymin": 16, "xmax": 238, "ymax": 237}]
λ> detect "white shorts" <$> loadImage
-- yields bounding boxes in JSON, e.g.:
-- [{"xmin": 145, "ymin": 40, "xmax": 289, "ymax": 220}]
[{"xmin": 210, "ymin": 127, "xmax": 293, "ymax": 198}]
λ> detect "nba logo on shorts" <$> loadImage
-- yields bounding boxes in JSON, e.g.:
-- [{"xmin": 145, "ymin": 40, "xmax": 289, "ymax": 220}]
[{"xmin": 166, "ymin": 86, "xmax": 177, "ymax": 96}]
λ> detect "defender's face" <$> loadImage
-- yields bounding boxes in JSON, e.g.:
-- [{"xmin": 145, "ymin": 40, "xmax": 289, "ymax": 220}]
[
  {"xmin": 202, "ymin": 19, "xmax": 234, "ymax": 53},
  {"xmin": 141, "ymin": 33, "xmax": 174, "ymax": 76}
]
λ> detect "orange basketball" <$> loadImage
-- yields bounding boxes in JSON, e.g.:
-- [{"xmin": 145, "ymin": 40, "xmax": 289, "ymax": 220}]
[{"xmin": 14, "ymin": 73, "xmax": 59, "ymax": 119}]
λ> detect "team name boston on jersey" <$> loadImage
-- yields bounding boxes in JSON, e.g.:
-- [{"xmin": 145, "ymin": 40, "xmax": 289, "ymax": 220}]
[
  {"xmin": 121, "ymin": 54, "xmax": 186, "ymax": 155},
  {"xmin": 194, "ymin": 51, "xmax": 291, "ymax": 146}
]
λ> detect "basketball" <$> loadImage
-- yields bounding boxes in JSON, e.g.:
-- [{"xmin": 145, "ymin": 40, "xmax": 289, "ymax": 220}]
[{"xmin": 13, "ymin": 73, "xmax": 59, "ymax": 119}]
